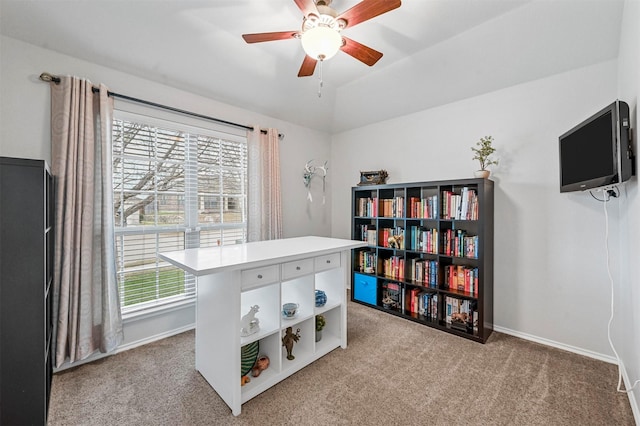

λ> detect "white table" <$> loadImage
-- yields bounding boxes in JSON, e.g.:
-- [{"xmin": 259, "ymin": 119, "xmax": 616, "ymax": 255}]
[{"xmin": 159, "ymin": 236, "xmax": 366, "ymax": 416}]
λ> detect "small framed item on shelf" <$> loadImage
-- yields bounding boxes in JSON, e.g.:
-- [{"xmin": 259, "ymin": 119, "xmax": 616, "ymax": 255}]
[{"xmin": 358, "ymin": 170, "xmax": 389, "ymax": 186}]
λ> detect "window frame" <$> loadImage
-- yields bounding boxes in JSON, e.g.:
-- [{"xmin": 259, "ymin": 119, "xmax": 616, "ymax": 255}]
[{"xmin": 112, "ymin": 109, "xmax": 248, "ymax": 317}]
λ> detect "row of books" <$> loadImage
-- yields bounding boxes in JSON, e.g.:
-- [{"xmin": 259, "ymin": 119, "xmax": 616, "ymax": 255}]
[
  {"xmin": 445, "ymin": 296, "xmax": 478, "ymax": 332},
  {"xmin": 357, "ymin": 251, "xmax": 377, "ymax": 274},
  {"xmin": 442, "ymin": 187, "xmax": 479, "ymax": 220},
  {"xmin": 381, "ymin": 282, "xmax": 439, "ymax": 321},
  {"xmin": 442, "ymin": 229, "xmax": 478, "ymax": 259},
  {"xmin": 380, "ymin": 196, "xmax": 404, "ymax": 218},
  {"xmin": 409, "ymin": 258, "xmax": 438, "ymax": 288},
  {"xmin": 408, "ymin": 226, "xmax": 438, "ymax": 253},
  {"xmin": 380, "ymin": 282, "xmax": 477, "ymax": 330},
  {"xmin": 381, "ymin": 255, "xmax": 405, "ymax": 280},
  {"xmin": 407, "ymin": 288, "xmax": 439, "ymax": 320},
  {"xmin": 356, "ymin": 197, "xmax": 378, "ymax": 217},
  {"xmin": 408, "ymin": 195, "xmax": 438, "ymax": 219},
  {"xmin": 444, "ymin": 265, "xmax": 479, "ymax": 296},
  {"xmin": 357, "ymin": 224, "xmax": 378, "ymax": 246},
  {"xmin": 372, "ymin": 226, "xmax": 475, "ymax": 258},
  {"xmin": 357, "ymin": 188, "xmax": 479, "ymax": 221}
]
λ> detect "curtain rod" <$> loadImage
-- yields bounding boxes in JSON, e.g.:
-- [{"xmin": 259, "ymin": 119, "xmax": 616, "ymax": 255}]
[{"xmin": 39, "ymin": 72, "xmax": 283, "ymax": 139}]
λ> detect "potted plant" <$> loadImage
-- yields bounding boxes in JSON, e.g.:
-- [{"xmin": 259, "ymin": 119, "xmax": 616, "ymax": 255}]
[
  {"xmin": 471, "ymin": 136, "xmax": 498, "ymax": 178},
  {"xmin": 315, "ymin": 314, "xmax": 326, "ymax": 342}
]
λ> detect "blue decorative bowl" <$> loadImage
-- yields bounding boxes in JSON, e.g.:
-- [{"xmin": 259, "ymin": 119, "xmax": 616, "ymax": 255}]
[{"xmin": 315, "ymin": 290, "xmax": 327, "ymax": 307}]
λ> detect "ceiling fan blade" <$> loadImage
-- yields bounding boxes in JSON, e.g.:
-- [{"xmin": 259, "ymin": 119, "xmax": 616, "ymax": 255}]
[
  {"xmin": 298, "ymin": 55, "xmax": 317, "ymax": 77},
  {"xmin": 242, "ymin": 31, "xmax": 299, "ymax": 43},
  {"xmin": 337, "ymin": 0, "xmax": 401, "ymax": 29},
  {"xmin": 294, "ymin": 0, "xmax": 319, "ymax": 17},
  {"xmin": 340, "ymin": 36, "xmax": 383, "ymax": 66}
]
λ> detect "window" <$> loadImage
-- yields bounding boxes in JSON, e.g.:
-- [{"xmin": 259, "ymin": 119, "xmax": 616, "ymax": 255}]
[{"xmin": 112, "ymin": 111, "xmax": 247, "ymax": 314}]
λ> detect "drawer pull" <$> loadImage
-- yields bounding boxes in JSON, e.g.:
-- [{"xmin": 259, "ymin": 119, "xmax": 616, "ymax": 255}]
[
  {"xmin": 257, "ymin": 274, "xmax": 263, "ymax": 279},
  {"xmin": 296, "ymin": 266, "xmax": 301, "ymax": 270},
  {"xmin": 326, "ymin": 260, "xmax": 331, "ymax": 264}
]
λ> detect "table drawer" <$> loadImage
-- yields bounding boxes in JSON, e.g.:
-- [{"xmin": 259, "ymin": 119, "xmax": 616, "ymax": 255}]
[
  {"xmin": 282, "ymin": 258, "xmax": 314, "ymax": 280},
  {"xmin": 241, "ymin": 265, "xmax": 279, "ymax": 290},
  {"xmin": 314, "ymin": 253, "xmax": 341, "ymax": 272}
]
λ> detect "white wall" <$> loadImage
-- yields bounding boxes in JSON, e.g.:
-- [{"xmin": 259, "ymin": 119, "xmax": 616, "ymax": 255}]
[
  {"xmin": 616, "ymin": 0, "xmax": 640, "ymax": 418},
  {"xmin": 331, "ymin": 60, "xmax": 622, "ymax": 358},
  {"xmin": 0, "ymin": 35, "xmax": 333, "ymax": 362}
]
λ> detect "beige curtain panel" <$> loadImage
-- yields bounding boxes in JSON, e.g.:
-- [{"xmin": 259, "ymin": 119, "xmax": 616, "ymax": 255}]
[
  {"xmin": 247, "ymin": 126, "xmax": 283, "ymax": 241},
  {"xmin": 50, "ymin": 76, "xmax": 123, "ymax": 367}
]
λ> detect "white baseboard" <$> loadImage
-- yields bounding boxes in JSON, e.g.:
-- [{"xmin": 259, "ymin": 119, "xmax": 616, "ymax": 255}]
[
  {"xmin": 115, "ymin": 323, "xmax": 195, "ymax": 353},
  {"xmin": 53, "ymin": 323, "xmax": 195, "ymax": 373},
  {"xmin": 493, "ymin": 325, "xmax": 617, "ymax": 364}
]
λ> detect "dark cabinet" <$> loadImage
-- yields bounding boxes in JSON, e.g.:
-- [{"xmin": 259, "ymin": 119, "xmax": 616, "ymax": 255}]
[
  {"xmin": 0, "ymin": 157, "xmax": 53, "ymax": 424},
  {"xmin": 351, "ymin": 178, "xmax": 494, "ymax": 343}
]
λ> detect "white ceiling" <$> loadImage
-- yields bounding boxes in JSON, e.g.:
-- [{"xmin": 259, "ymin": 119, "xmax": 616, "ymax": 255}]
[{"xmin": 0, "ymin": 0, "xmax": 625, "ymax": 133}]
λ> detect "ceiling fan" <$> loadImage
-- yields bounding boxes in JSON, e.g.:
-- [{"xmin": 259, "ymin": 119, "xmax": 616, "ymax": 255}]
[{"xmin": 242, "ymin": 0, "xmax": 402, "ymax": 77}]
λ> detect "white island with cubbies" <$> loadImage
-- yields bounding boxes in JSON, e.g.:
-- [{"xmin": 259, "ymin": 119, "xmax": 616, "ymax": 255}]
[{"xmin": 159, "ymin": 236, "xmax": 366, "ymax": 416}]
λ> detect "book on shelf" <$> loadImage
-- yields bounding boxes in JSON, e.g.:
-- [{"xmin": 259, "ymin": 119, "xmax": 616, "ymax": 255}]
[
  {"xmin": 409, "ymin": 226, "xmax": 438, "ymax": 253},
  {"xmin": 442, "ymin": 229, "xmax": 478, "ymax": 259},
  {"xmin": 444, "ymin": 265, "xmax": 478, "ymax": 296},
  {"xmin": 381, "ymin": 196, "xmax": 404, "ymax": 218},
  {"xmin": 409, "ymin": 258, "xmax": 438, "ymax": 288},
  {"xmin": 358, "ymin": 197, "xmax": 378, "ymax": 217},
  {"xmin": 367, "ymin": 229, "xmax": 377, "ymax": 246},
  {"xmin": 406, "ymin": 287, "xmax": 420, "ymax": 313},
  {"xmin": 382, "ymin": 256, "xmax": 405, "ymax": 280},
  {"xmin": 358, "ymin": 250, "xmax": 377, "ymax": 274},
  {"xmin": 418, "ymin": 292, "xmax": 438, "ymax": 320},
  {"xmin": 409, "ymin": 194, "xmax": 438, "ymax": 219},
  {"xmin": 441, "ymin": 187, "xmax": 478, "ymax": 220},
  {"xmin": 358, "ymin": 224, "xmax": 378, "ymax": 246}
]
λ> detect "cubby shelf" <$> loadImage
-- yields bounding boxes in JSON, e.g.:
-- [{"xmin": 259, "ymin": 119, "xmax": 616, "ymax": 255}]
[
  {"xmin": 0, "ymin": 157, "xmax": 54, "ymax": 424},
  {"xmin": 351, "ymin": 178, "xmax": 494, "ymax": 343}
]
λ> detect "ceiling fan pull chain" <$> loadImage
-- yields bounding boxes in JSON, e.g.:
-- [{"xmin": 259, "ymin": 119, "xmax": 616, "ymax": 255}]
[{"xmin": 318, "ymin": 60, "xmax": 324, "ymax": 98}]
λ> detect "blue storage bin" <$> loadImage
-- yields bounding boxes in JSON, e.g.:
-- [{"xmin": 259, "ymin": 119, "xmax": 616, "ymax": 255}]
[{"xmin": 353, "ymin": 273, "xmax": 377, "ymax": 305}]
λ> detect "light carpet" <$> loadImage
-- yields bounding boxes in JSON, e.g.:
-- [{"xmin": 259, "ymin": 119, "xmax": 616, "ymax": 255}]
[{"xmin": 48, "ymin": 301, "xmax": 635, "ymax": 425}]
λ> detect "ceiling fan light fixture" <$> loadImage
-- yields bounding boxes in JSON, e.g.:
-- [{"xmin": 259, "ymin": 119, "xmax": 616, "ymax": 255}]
[{"xmin": 301, "ymin": 26, "xmax": 342, "ymax": 61}]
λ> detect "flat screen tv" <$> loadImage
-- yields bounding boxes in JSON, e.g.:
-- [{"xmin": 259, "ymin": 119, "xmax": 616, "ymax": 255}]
[{"xmin": 559, "ymin": 100, "xmax": 633, "ymax": 193}]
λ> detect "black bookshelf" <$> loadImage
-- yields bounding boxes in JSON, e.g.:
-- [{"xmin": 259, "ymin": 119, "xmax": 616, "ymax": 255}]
[
  {"xmin": 0, "ymin": 157, "xmax": 54, "ymax": 423},
  {"xmin": 351, "ymin": 178, "xmax": 494, "ymax": 343}
]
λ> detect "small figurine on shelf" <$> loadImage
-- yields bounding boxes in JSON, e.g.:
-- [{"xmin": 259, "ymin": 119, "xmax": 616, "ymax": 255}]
[
  {"xmin": 240, "ymin": 305, "xmax": 260, "ymax": 337},
  {"xmin": 387, "ymin": 234, "xmax": 404, "ymax": 249},
  {"xmin": 251, "ymin": 356, "xmax": 270, "ymax": 377},
  {"xmin": 381, "ymin": 295, "xmax": 397, "ymax": 309},
  {"xmin": 282, "ymin": 327, "xmax": 301, "ymax": 360}
]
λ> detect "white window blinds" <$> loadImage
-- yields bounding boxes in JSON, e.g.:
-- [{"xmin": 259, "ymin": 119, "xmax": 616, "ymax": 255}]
[{"xmin": 112, "ymin": 111, "xmax": 247, "ymax": 314}]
